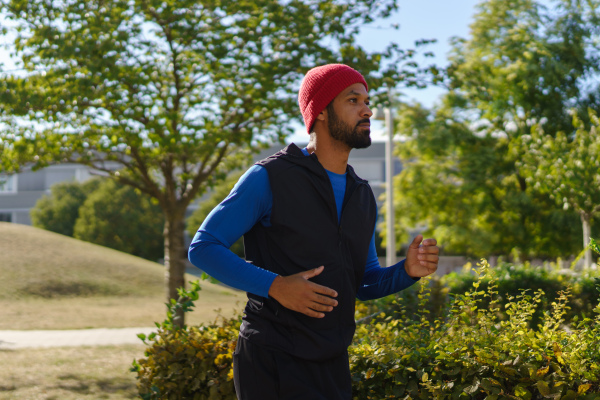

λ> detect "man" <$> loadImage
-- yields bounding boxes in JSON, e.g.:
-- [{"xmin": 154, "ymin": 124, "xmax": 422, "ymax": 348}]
[{"xmin": 188, "ymin": 63, "xmax": 439, "ymax": 400}]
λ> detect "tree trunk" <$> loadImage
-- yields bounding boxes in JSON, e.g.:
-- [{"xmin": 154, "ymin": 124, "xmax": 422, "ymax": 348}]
[
  {"xmin": 164, "ymin": 215, "xmax": 187, "ymax": 328},
  {"xmin": 581, "ymin": 213, "xmax": 592, "ymax": 269}
]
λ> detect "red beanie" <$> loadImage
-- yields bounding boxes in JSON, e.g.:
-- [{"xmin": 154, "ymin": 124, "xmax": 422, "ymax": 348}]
[{"xmin": 298, "ymin": 64, "xmax": 368, "ymax": 134}]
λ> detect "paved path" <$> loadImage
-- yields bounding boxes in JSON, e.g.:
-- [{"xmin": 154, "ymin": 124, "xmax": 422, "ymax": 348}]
[{"xmin": 0, "ymin": 327, "xmax": 157, "ymax": 349}]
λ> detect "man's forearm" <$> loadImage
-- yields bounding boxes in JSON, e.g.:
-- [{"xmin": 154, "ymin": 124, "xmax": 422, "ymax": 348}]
[{"xmin": 188, "ymin": 232, "xmax": 277, "ymax": 297}]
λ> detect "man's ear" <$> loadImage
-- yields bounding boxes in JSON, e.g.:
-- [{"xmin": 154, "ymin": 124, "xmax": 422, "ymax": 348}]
[{"xmin": 316, "ymin": 108, "xmax": 326, "ymax": 122}]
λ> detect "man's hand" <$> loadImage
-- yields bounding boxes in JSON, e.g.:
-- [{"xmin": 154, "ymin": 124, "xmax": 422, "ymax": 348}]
[
  {"xmin": 405, "ymin": 235, "xmax": 439, "ymax": 278},
  {"xmin": 268, "ymin": 266, "xmax": 338, "ymax": 318}
]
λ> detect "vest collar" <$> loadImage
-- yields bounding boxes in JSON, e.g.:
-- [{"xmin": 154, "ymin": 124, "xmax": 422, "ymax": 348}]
[{"xmin": 280, "ymin": 143, "xmax": 369, "ymax": 184}]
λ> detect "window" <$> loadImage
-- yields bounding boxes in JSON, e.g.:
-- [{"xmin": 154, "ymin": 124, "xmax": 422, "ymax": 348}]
[
  {"xmin": 0, "ymin": 213, "xmax": 12, "ymax": 222},
  {"xmin": 0, "ymin": 175, "xmax": 16, "ymax": 193}
]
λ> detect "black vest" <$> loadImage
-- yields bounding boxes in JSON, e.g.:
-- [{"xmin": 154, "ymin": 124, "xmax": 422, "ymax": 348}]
[{"xmin": 241, "ymin": 144, "xmax": 377, "ymax": 361}]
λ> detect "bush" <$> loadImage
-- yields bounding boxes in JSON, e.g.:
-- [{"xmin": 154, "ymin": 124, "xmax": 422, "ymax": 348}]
[
  {"xmin": 74, "ymin": 179, "xmax": 164, "ymax": 261},
  {"xmin": 357, "ymin": 260, "xmax": 600, "ymax": 330},
  {"xmin": 31, "ymin": 177, "xmax": 164, "ymax": 261},
  {"xmin": 132, "ymin": 280, "xmax": 238, "ymax": 400},
  {"xmin": 30, "ymin": 178, "xmax": 101, "ymax": 236},
  {"xmin": 134, "ymin": 242, "xmax": 600, "ymax": 399},
  {"xmin": 350, "ymin": 260, "xmax": 600, "ymax": 399},
  {"xmin": 442, "ymin": 261, "xmax": 600, "ymax": 326}
]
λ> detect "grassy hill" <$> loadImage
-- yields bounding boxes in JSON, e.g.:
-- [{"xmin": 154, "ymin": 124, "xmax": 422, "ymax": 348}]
[{"xmin": 0, "ymin": 222, "xmax": 245, "ymax": 329}]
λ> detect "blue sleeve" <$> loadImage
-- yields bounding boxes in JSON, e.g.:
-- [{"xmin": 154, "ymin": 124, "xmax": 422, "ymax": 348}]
[
  {"xmin": 356, "ymin": 227, "xmax": 420, "ymax": 301},
  {"xmin": 188, "ymin": 165, "xmax": 278, "ymax": 298}
]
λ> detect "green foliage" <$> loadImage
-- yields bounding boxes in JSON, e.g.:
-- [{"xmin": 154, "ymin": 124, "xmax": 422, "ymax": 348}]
[
  {"xmin": 74, "ymin": 179, "xmax": 164, "ymax": 261},
  {"xmin": 519, "ymin": 110, "xmax": 600, "ymax": 267},
  {"xmin": 387, "ymin": 101, "xmax": 584, "ymax": 258},
  {"xmin": 30, "ymin": 178, "xmax": 101, "ymax": 237},
  {"xmin": 448, "ymin": 0, "xmax": 600, "ymax": 136},
  {"xmin": 384, "ymin": 0, "xmax": 600, "ymax": 259},
  {"xmin": 351, "ymin": 260, "xmax": 600, "ymax": 399},
  {"xmin": 30, "ymin": 177, "xmax": 164, "ymax": 260},
  {"xmin": 132, "ymin": 280, "xmax": 239, "ymax": 400},
  {"xmin": 358, "ymin": 261, "xmax": 600, "ymax": 331},
  {"xmin": 135, "ymin": 255, "xmax": 600, "ymax": 399},
  {"xmin": 443, "ymin": 262, "xmax": 600, "ymax": 327},
  {"xmin": 0, "ymin": 0, "xmax": 437, "ymax": 317},
  {"xmin": 519, "ymin": 111, "xmax": 600, "ymax": 216},
  {"xmin": 186, "ymin": 172, "xmax": 245, "ymax": 258}
]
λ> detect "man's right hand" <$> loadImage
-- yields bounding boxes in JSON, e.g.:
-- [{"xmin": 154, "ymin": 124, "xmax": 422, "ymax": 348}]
[{"xmin": 268, "ymin": 266, "xmax": 338, "ymax": 318}]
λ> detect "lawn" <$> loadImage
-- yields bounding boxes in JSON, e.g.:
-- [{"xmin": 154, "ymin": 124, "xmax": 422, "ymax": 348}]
[
  {"xmin": 0, "ymin": 344, "xmax": 143, "ymax": 399},
  {"xmin": 0, "ymin": 222, "xmax": 245, "ymax": 330},
  {"xmin": 0, "ymin": 222, "xmax": 246, "ymax": 398}
]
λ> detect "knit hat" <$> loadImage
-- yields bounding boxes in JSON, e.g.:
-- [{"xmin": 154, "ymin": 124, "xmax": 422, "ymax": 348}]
[{"xmin": 298, "ymin": 64, "xmax": 368, "ymax": 134}]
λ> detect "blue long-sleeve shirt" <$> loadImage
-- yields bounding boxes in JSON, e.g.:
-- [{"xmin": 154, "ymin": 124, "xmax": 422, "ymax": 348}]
[{"xmin": 188, "ymin": 148, "xmax": 418, "ymax": 301}]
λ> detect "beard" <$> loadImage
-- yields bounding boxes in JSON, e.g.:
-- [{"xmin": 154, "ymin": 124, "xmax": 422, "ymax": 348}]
[{"xmin": 327, "ymin": 106, "xmax": 372, "ymax": 149}]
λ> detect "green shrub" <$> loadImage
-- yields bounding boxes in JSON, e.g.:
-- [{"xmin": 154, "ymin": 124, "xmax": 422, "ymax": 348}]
[
  {"xmin": 134, "ymin": 244, "xmax": 600, "ymax": 399},
  {"xmin": 74, "ymin": 179, "xmax": 164, "ymax": 261},
  {"xmin": 443, "ymin": 261, "xmax": 600, "ymax": 326},
  {"xmin": 30, "ymin": 178, "xmax": 101, "ymax": 236},
  {"xmin": 357, "ymin": 260, "xmax": 600, "ymax": 329},
  {"xmin": 132, "ymin": 280, "xmax": 238, "ymax": 400},
  {"xmin": 350, "ymin": 260, "xmax": 600, "ymax": 399}
]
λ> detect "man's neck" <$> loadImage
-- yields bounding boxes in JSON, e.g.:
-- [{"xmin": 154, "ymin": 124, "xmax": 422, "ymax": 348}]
[{"xmin": 305, "ymin": 134, "xmax": 350, "ymax": 174}]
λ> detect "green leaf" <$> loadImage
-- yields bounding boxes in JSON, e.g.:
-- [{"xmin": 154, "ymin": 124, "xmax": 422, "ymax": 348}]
[
  {"xmin": 536, "ymin": 381, "xmax": 551, "ymax": 397},
  {"xmin": 514, "ymin": 385, "xmax": 532, "ymax": 400}
]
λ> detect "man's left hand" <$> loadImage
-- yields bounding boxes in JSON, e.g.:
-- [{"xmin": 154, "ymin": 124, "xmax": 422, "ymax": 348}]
[{"xmin": 405, "ymin": 235, "xmax": 439, "ymax": 278}]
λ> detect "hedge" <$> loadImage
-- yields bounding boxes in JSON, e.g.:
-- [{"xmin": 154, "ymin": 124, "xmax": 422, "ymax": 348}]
[
  {"xmin": 133, "ymin": 242, "xmax": 600, "ymax": 399},
  {"xmin": 350, "ymin": 260, "xmax": 600, "ymax": 399}
]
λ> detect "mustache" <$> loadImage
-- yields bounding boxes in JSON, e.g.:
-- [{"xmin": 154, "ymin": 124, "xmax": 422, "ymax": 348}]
[{"xmin": 356, "ymin": 118, "xmax": 370, "ymax": 127}]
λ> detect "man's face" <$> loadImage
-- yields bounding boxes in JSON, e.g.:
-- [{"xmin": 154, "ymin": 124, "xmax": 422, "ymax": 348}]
[{"xmin": 327, "ymin": 83, "xmax": 372, "ymax": 149}]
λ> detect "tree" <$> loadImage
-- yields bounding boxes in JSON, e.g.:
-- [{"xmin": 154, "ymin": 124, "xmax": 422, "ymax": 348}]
[
  {"xmin": 447, "ymin": 0, "xmax": 600, "ymax": 137},
  {"xmin": 385, "ymin": 100, "xmax": 582, "ymax": 259},
  {"xmin": 186, "ymin": 171, "xmax": 245, "ymax": 258},
  {"xmin": 74, "ymin": 179, "xmax": 164, "ymax": 261},
  {"xmin": 30, "ymin": 178, "xmax": 101, "ymax": 237},
  {"xmin": 382, "ymin": 0, "xmax": 600, "ymax": 259},
  {"xmin": 519, "ymin": 111, "xmax": 600, "ymax": 268},
  {"xmin": 0, "ymin": 0, "xmax": 436, "ymax": 325}
]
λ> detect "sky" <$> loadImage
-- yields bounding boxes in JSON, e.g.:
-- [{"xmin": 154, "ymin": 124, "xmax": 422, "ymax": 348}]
[{"xmin": 0, "ymin": 0, "xmax": 483, "ymax": 142}]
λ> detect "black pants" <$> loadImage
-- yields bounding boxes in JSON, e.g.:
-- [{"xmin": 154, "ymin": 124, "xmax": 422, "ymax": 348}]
[{"xmin": 233, "ymin": 336, "xmax": 352, "ymax": 400}]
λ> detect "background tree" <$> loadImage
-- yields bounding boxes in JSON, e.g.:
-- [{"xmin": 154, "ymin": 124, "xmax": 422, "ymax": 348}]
[
  {"xmin": 447, "ymin": 0, "xmax": 600, "ymax": 136},
  {"xmin": 74, "ymin": 179, "xmax": 164, "ymax": 261},
  {"xmin": 186, "ymin": 171, "xmax": 245, "ymax": 258},
  {"xmin": 384, "ymin": 100, "xmax": 582, "ymax": 259},
  {"xmin": 519, "ymin": 111, "xmax": 600, "ymax": 268},
  {"xmin": 0, "ymin": 0, "xmax": 436, "ymax": 325},
  {"xmin": 381, "ymin": 0, "xmax": 599, "ymax": 259},
  {"xmin": 30, "ymin": 178, "xmax": 101, "ymax": 237}
]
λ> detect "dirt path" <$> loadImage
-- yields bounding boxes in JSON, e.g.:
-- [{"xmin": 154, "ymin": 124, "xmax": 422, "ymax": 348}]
[{"xmin": 0, "ymin": 327, "xmax": 156, "ymax": 349}]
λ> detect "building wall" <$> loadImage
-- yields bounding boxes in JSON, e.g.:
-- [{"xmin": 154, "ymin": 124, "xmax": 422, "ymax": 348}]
[{"xmin": 0, "ymin": 164, "xmax": 100, "ymax": 226}]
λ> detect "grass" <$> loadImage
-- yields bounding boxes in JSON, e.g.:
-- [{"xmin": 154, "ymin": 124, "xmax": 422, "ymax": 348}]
[
  {"xmin": 0, "ymin": 222, "xmax": 245, "ymax": 330},
  {"xmin": 0, "ymin": 344, "xmax": 143, "ymax": 399},
  {"xmin": 0, "ymin": 222, "xmax": 245, "ymax": 398}
]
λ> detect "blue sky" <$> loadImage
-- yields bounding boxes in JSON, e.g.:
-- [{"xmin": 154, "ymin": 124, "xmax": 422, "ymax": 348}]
[{"xmin": 359, "ymin": 0, "xmax": 480, "ymax": 107}]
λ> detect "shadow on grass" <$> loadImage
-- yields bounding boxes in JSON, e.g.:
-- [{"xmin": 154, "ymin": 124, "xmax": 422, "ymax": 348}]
[
  {"xmin": 56, "ymin": 373, "xmax": 137, "ymax": 397},
  {"xmin": 20, "ymin": 280, "xmax": 123, "ymax": 298}
]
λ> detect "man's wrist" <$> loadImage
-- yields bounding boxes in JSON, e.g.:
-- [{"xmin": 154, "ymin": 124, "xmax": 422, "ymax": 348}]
[{"xmin": 268, "ymin": 275, "xmax": 283, "ymax": 298}]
